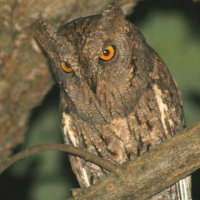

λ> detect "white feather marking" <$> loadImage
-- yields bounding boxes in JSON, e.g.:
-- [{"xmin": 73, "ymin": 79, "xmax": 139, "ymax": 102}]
[
  {"xmin": 62, "ymin": 112, "xmax": 91, "ymax": 187},
  {"xmin": 62, "ymin": 112, "xmax": 79, "ymax": 146},
  {"xmin": 82, "ymin": 168, "xmax": 91, "ymax": 187},
  {"xmin": 153, "ymin": 84, "xmax": 168, "ymax": 134},
  {"xmin": 62, "ymin": 112, "xmax": 70, "ymax": 144}
]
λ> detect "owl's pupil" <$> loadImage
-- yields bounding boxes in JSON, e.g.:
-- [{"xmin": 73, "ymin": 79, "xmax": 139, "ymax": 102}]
[
  {"xmin": 65, "ymin": 62, "xmax": 71, "ymax": 68},
  {"xmin": 103, "ymin": 49, "xmax": 110, "ymax": 56}
]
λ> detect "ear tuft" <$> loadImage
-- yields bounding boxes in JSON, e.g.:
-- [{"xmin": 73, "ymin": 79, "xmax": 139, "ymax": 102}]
[
  {"xmin": 100, "ymin": 0, "xmax": 126, "ymax": 31},
  {"xmin": 35, "ymin": 20, "xmax": 62, "ymax": 59},
  {"xmin": 35, "ymin": 20, "xmax": 55, "ymax": 51}
]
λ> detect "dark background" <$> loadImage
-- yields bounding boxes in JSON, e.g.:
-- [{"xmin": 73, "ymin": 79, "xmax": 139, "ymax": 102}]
[{"xmin": 0, "ymin": 0, "xmax": 200, "ymax": 199}]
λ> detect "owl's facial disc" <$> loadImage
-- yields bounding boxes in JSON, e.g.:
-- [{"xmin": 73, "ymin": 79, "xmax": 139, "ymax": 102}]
[
  {"xmin": 41, "ymin": 10, "xmax": 131, "ymax": 96},
  {"xmin": 84, "ymin": 45, "xmax": 117, "ymax": 93}
]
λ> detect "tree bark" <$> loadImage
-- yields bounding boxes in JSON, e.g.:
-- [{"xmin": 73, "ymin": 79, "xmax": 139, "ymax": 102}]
[{"xmin": 0, "ymin": 0, "xmax": 139, "ymax": 162}]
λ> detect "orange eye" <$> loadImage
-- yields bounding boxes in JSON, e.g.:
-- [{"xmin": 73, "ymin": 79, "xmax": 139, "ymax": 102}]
[
  {"xmin": 100, "ymin": 45, "xmax": 115, "ymax": 61},
  {"xmin": 61, "ymin": 61, "xmax": 73, "ymax": 73}
]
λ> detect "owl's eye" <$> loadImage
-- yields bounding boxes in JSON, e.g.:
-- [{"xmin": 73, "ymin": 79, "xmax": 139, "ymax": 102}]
[
  {"xmin": 100, "ymin": 45, "xmax": 115, "ymax": 61},
  {"xmin": 60, "ymin": 61, "xmax": 73, "ymax": 73}
]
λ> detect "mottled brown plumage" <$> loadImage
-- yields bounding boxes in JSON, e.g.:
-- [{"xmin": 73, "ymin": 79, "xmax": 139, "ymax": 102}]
[{"xmin": 35, "ymin": 1, "xmax": 191, "ymax": 199}]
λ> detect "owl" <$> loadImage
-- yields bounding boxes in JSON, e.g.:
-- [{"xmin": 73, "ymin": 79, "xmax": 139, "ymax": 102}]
[{"xmin": 35, "ymin": 1, "xmax": 191, "ymax": 199}]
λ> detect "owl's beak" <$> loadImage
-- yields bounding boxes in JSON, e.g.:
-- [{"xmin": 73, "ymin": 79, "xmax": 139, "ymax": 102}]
[{"xmin": 87, "ymin": 75, "xmax": 97, "ymax": 94}]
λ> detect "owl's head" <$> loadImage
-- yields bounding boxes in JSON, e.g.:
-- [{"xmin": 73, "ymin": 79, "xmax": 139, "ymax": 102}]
[{"xmin": 35, "ymin": 1, "xmax": 153, "ymax": 122}]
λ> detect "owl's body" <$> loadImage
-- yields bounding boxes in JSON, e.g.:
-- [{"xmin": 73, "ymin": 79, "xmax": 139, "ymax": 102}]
[{"xmin": 35, "ymin": 1, "xmax": 191, "ymax": 199}]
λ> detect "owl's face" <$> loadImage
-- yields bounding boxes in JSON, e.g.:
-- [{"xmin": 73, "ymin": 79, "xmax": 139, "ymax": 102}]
[
  {"xmin": 35, "ymin": 1, "xmax": 153, "ymax": 124},
  {"xmin": 61, "ymin": 17, "xmax": 131, "ymax": 87},
  {"xmin": 56, "ymin": 15, "xmax": 134, "ymax": 95}
]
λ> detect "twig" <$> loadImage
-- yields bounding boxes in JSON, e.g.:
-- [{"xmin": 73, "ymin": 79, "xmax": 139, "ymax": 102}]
[{"xmin": 0, "ymin": 143, "xmax": 119, "ymax": 175}]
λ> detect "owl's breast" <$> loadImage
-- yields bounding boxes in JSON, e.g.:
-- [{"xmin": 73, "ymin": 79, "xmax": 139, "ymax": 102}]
[{"xmin": 62, "ymin": 79, "xmax": 184, "ymax": 163}]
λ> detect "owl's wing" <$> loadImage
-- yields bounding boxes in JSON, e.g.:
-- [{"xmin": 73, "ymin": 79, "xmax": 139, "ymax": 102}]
[
  {"xmin": 62, "ymin": 111, "xmax": 92, "ymax": 187},
  {"xmin": 148, "ymin": 50, "xmax": 192, "ymax": 200},
  {"xmin": 59, "ymin": 91, "xmax": 92, "ymax": 187}
]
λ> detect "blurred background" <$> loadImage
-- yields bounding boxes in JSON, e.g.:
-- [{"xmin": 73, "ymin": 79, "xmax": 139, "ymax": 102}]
[{"xmin": 0, "ymin": 0, "xmax": 200, "ymax": 199}]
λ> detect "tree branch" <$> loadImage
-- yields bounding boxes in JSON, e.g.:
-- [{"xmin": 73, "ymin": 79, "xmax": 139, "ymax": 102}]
[{"xmin": 0, "ymin": 144, "xmax": 119, "ymax": 176}]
